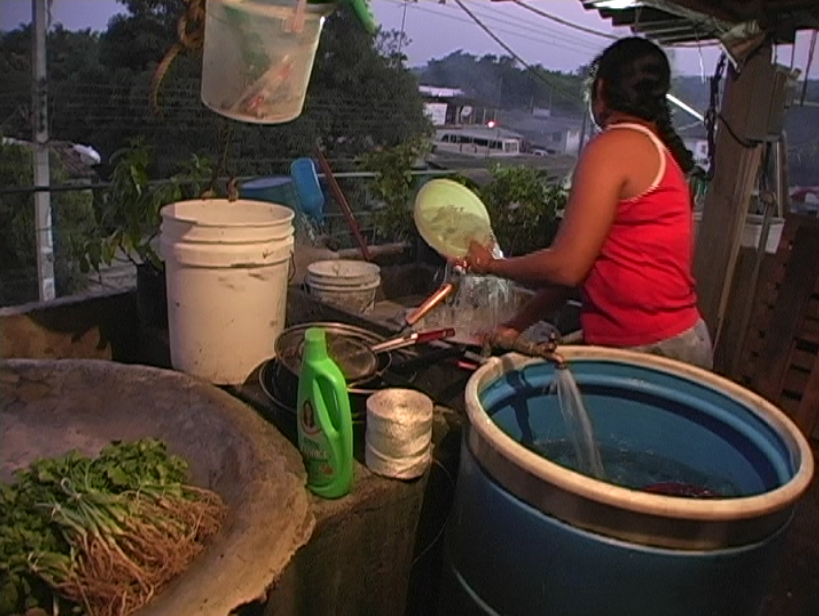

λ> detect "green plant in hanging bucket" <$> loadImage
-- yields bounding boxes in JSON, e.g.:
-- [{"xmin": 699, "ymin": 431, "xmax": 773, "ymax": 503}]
[
  {"xmin": 71, "ymin": 139, "xmax": 213, "ymax": 278},
  {"xmin": 71, "ymin": 141, "xmax": 214, "ymax": 331}
]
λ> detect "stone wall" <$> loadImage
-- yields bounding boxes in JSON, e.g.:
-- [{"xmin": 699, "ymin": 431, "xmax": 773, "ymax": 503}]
[{"xmin": 0, "ymin": 290, "xmax": 141, "ymax": 362}]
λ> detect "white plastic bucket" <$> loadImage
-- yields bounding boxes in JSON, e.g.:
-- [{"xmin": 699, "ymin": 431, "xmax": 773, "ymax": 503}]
[
  {"xmin": 693, "ymin": 211, "xmax": 784, "ymax": 255},
  {"xmin": 305, "ymin": 259, "xmax": 381, "ymax": 315},
  {"xmin": 741, "ymin": 215, "xmax": 785, "ymax": 254},
  {"xmin": 160, "ymin": 198, "xmax": 294, "ymax": 385},
  {"xmin": 201, "ymin": 0, "xmax": 335, "ymax": 124}
]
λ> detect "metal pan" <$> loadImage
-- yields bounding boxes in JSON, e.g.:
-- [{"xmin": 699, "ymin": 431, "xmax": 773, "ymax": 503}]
[
  {"xmin": 277, "ymin": 323, "xmax": 456, "ymax": 384},
  {"xmin": 274, "ymin": 322, "xmax": 392, "ymax": 387},
  {"xmin": 264, "ymin": 321, "xmax": 457, "ymax": 416}
]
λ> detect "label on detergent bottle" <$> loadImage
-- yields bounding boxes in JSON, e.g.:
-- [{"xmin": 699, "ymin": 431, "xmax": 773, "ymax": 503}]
[{"xmin": 299, "ymin": 399, "xmax": 335, "ymax": 485}]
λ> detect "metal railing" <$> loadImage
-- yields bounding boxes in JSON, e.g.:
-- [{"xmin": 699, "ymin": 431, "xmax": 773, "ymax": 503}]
[{"xmin": 0, "ymin": 170, "xmax": 461, "ymax": 308}]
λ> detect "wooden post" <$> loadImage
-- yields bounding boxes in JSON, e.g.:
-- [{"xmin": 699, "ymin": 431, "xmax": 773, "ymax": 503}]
[{"xmin": 693, "ymin": 47, "xmax": 773, "ymax": 347}]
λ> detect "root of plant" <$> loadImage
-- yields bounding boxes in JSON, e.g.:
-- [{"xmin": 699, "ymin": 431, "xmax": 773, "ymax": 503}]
[
  {"xmin": 52, "ymin": 488, "xmax": 224, "ymax": 616},
  {"xmin": 1, "ymin": 439, "xmax": 228, "ymax": 616}
]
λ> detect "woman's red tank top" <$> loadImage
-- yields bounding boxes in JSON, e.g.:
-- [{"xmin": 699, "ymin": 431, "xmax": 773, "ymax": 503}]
[{"xmin": 580, "ymin": 123, "xmax": 700, "ymax": 347}]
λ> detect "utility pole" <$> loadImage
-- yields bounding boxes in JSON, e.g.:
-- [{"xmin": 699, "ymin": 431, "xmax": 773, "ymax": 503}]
[
  {"xmin": 32, "ymin": 0, "xmax": 55, "ymax": 301},
  {"xmin": 578, "ymin": 109, "xmax": 589, "ymax": 153}
]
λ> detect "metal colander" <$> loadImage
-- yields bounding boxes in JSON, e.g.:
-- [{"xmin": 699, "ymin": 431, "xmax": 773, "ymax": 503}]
[{"xmin": 278, "ymin": 329, "xmax": 379, "ymax": 383}]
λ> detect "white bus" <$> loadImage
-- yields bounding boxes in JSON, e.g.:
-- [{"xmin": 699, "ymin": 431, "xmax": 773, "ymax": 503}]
[{"xmin": 432, "ymin": 127, "xmax": 522, "ymax": 158}]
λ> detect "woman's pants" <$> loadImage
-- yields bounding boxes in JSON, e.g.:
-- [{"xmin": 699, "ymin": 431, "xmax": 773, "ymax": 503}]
[{"xmin": 625, "ymin": 318, "xmax": 714, "ymax": 371}]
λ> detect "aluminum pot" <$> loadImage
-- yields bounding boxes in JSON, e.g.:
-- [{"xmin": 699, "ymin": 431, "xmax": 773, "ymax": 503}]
[{"xmin": 264, "ymin": 322, "xmax": 394, "ymax": 421}]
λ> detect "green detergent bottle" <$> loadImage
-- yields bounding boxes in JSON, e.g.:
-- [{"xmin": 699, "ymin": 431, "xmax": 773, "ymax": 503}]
[{"xmin": 296, "ymin": 327, "xmax": 354, "ymax": 499}]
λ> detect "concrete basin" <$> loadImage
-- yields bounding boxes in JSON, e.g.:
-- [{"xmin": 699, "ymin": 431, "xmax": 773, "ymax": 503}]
[{"xmin": 0, "ymin": 358, "xmax": 315, "ymax": 616}]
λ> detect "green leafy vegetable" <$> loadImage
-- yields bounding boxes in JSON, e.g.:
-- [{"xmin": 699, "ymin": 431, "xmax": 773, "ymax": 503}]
[{"xmin": 0, "ymin": 439, "xmax": 226, "ymax": 616}]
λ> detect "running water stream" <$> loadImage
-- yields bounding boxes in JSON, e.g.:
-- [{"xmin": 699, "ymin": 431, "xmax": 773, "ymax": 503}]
[
  {"xmin": 549, "ymin": 367, "xmax": 606, "ymax": 480},
  {"xmin": 411, "ymin": 264, "xmax": 522, "ymax": 344}
]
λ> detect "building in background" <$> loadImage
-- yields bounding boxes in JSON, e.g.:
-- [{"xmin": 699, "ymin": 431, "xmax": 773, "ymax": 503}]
[
  {"xmin": 418, "ymin": 85, "xmax": 501, "ymax": 128},
  {"xmin": 1, "ymin": 137, "xmax": 101, "ymax": 183},
  {"xmin": 676, "ymin": 123, "xmax": 710, "ymax": 169},
  {"xmin": 498, "ymin": 110, "xmax": 584, "ymax": 155}
]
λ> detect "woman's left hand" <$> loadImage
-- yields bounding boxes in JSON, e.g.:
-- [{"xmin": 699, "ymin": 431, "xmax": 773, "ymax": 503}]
[{"xmin": 464, "ymin": 240, "xmax": 495, "ymax": 275}]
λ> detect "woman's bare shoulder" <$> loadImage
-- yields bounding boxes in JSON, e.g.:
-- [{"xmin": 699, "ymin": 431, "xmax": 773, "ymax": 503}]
[
  {"xmin": 587, "ymin": 127, "xmax": 653, "ymax": 151},
  {"xmin": 582, "ymin": 128, "xmax": 658, "ymax": 171}
]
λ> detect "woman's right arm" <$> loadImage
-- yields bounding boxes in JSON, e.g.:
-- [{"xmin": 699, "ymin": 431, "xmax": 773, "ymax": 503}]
[{"xmin": 503, "ymin": 285, "xmax": 573, "ymax": 333}]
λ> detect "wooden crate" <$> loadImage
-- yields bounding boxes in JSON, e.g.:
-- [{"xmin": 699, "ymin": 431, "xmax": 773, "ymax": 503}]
[{"xmin": 737, "ymin": 215, "xmax": 819, "ymax": 438}]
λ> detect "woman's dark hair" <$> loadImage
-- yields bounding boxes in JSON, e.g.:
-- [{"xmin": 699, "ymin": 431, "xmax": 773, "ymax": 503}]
[{"xmin": 589, "ymin": 37, "xmax": 695, "ymax": 174}]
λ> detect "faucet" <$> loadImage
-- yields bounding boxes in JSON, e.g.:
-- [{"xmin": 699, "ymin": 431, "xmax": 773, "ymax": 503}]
[{"xmin": 486, "ymin": 329, "xmax": 567, "ymax": 370}]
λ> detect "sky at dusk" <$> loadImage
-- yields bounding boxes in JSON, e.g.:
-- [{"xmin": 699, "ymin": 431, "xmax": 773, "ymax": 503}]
[{"xmin": 1, "ymin": 0, "xmax": 817, "ymax": 78}]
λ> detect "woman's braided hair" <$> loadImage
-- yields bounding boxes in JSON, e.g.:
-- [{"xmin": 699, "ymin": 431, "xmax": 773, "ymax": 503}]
[{"xmin": 588, "ymin": 37, "xmax": 695, "ymax": 175}]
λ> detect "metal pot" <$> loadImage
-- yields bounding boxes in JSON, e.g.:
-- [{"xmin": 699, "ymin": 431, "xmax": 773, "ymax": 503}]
[{"xmin": 262, "ymin": 322, "xmax": 395, "ymax": 421}]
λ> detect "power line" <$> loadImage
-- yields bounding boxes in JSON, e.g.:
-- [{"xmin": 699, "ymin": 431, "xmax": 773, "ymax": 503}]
[
  {"xmin": 383, "ymin": 0, "xmax": 601, "ymax": 57},
  {"xmin": 450, "ymin": 0, "xmax": 584, "ymax": 104},
  {"xmin": 510, "ymin": 0, "xmax": 720, "ymax": 50},
  {"xmin": 510, "ymin": 0, "xmax": 618, "ymax": 41},
  {"xmin": 448, "ymin": 2, "xmax": 604, "ymax": 53}
]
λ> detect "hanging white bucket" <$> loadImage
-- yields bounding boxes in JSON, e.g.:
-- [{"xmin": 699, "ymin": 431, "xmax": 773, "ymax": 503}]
[
  {"xmin": 201, "ymin": 0, "xmax": 335, "ymax": 124},
  {"xmin": 160, "ymin": 198, "xmax": 294, "ymax": 385},
  {"xmin": 305, "ymin": 259, "xmax": 381, "ymax": 315}
]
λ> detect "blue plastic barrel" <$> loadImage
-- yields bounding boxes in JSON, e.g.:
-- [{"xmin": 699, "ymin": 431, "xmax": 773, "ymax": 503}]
[
  {"xmin": 440, "ymin": 348, "xmax": 814, "ymax": 616},
  {"xmin": 240, "ymin": 176, "xmax": 301, "ymax": 213}
]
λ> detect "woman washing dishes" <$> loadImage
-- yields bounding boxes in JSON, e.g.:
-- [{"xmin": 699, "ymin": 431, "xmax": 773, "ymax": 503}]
[{"xmin": 463, "ymin": 37, "xmax": 714, "ymax": 370}]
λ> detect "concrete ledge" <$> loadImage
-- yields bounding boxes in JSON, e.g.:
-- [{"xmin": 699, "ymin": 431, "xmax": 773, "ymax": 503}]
[{"xmin": 0, "ymin": 289, "xmax": 141, "ymax": 362}]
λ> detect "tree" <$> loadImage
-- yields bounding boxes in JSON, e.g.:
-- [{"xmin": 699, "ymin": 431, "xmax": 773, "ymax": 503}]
[
  {"xmin": 417, "ymin": 51, "xmax": 586, "ymax": 115},
  {"xmin": 302, "ymin": 10, "xmax": 432, "ymax": 161},
  {"xmin": 101, "ymin": 0, "xmax": 185, "ymax": 72},
  {"xmin": 60, "ymin": 1, "xmax": 429, "ymax": 176},
  {"xmin": 0, "ymin": 141, "xmax": 97, "ymax": 305},
  {"xmin": 0, "ymin": 25, "xmax": 116, "ymax": 156}
]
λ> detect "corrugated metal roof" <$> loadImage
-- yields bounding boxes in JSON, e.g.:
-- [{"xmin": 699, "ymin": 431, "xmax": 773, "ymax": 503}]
[{"xmin": 579, "ymin": 0, "xmax": 819, "ymax": 45}]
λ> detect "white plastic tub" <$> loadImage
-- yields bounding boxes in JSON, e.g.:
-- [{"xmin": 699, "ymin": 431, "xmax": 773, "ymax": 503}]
[{"xmin": 305, "ymin": 259, "xmax": 381, "ymax": 315}]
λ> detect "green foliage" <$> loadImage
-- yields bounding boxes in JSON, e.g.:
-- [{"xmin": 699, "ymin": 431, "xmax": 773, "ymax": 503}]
[
  {"xmin": 0, "ymin": 439, "xmax": 199, "ymax": 615},
  {"xmin": 0, "ymin": 25, "xmax": 108, "ymax": 145},
  {"xmin": 357, "ymin": 157, "xmax": 566, "ymax": 252},
  {"xmin": 0, "ymin": 1, "xmax": 432, "ymax": 183},
  {"xmin": 0, "ymin": 141, "xmax": 97, "ymax": 305},
  {"xmin": 358, "ymin": 137, "xmax": 431, "ymax": 242},
  {"xmin": 300, "ymin": 10, "xmax": 434, "ymax": 163},
  {"xmin": 446, "ymin": 172, "xmax": 482, "ymax": 194},
  {"xmin": 72, "ymin": 139, "xmax": 212, "ymax": 274},
  {"xmin": 478, "ymin": 165, "xmax": 567, "ymax": 257}
]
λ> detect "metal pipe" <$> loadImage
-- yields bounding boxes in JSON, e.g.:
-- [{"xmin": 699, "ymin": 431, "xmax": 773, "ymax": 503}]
[
  {"xmin": 730, "ymin": 140, "xmax": 781, "ymax": 376},
  {"xmin": 32, "ymin": 0, "xmax": 55, "ymax": 301},
  {"xmin": 314, "ymin": 146, "xmax": 371, "ymax": 261},
  {"xmin": 405, "ymin": 282, "xmax": 456, "ymax": 327}
]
